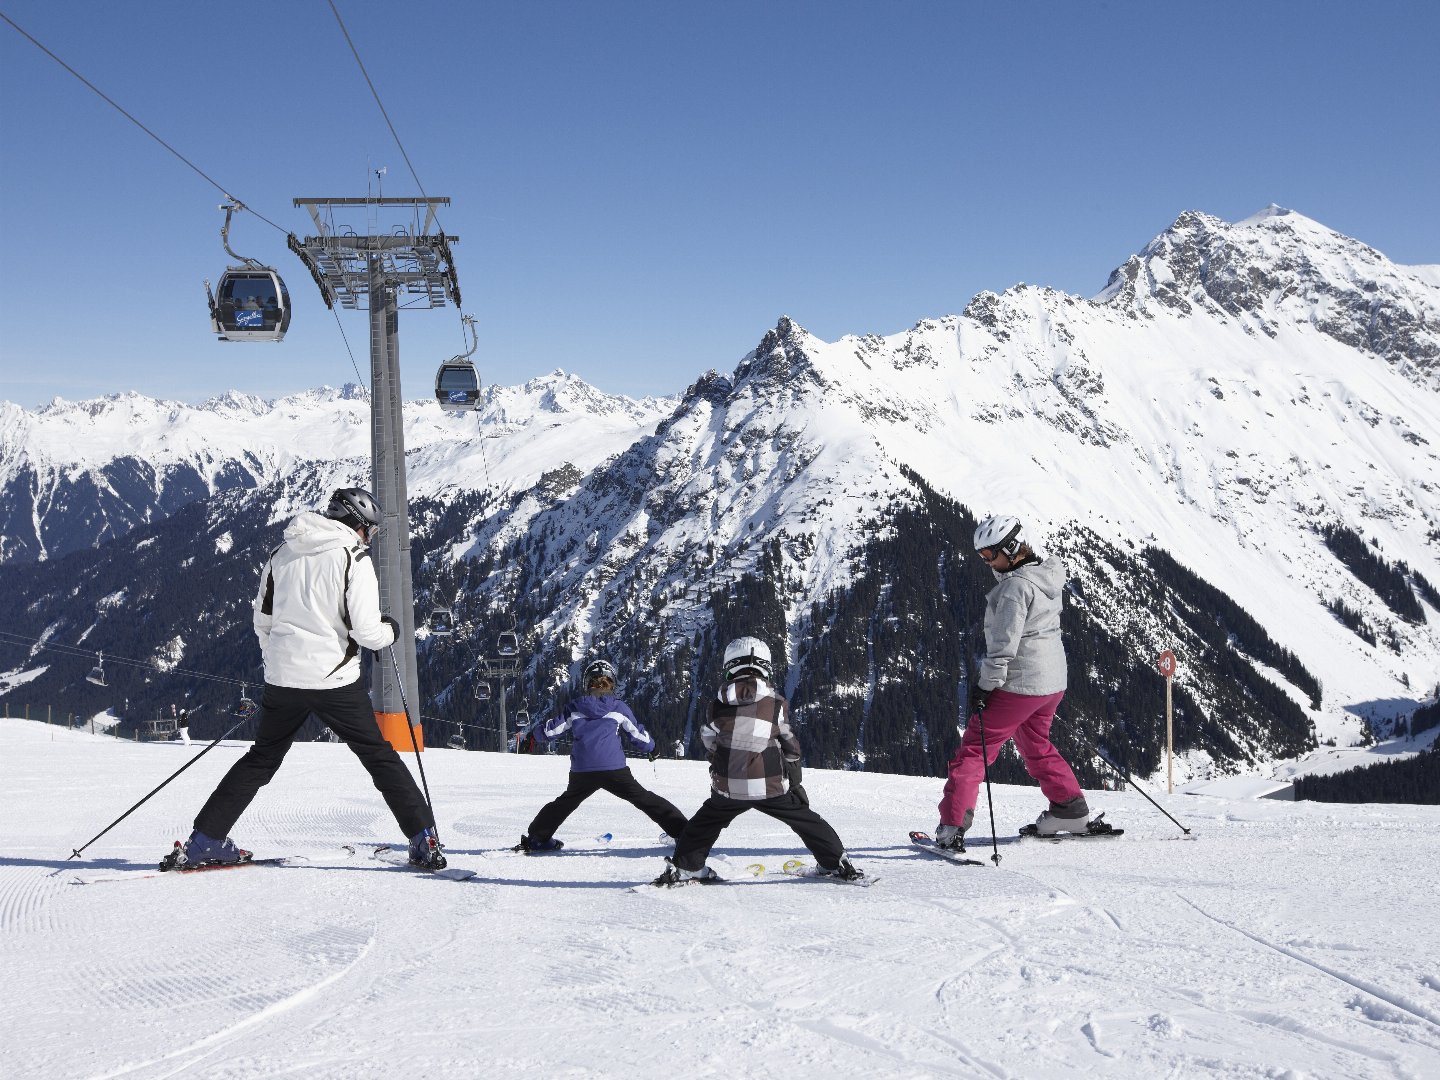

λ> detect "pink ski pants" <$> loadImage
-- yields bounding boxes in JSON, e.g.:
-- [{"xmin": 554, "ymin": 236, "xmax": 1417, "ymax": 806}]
[{"xmin": 937, "ymin": 688, "xmax": 1081, "ymax": 826}]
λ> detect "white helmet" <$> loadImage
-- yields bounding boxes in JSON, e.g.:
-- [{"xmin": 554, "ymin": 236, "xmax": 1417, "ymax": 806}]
[
  {"xmin": 973, "ymin": 514, "xmax": 1025, "ymax": 559},
  {"xmin": 722, "ymin": 636, "xmax": 773, "ymax": 682}
]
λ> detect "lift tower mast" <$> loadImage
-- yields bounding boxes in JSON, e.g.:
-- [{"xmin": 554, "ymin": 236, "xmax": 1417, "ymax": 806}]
[{"xmin": 290, "ymin": 197, "xmax": 460, "ymax": 750}]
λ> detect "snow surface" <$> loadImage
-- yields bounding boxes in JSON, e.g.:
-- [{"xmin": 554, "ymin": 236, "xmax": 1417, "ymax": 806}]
[{"xmin": 6, "ymin": 717, "xmax": 1439, "ymax": 1079}]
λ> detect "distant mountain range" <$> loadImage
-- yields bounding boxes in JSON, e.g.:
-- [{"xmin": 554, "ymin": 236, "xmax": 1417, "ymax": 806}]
[{"xmin": 3, "ymin": 206, "xmax": 1437, "ymax": 786}]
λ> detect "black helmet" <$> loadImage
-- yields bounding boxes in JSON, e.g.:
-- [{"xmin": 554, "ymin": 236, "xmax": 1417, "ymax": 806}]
[
  {"xmin": 324, "ymin": 487, "xmax": 382, "ymax": 531},
  {"xmin": 583, "ymin": 659, "xmax": 617, "ymax": 690}
]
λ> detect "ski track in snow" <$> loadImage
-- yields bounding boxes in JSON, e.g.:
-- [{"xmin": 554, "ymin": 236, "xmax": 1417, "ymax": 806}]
[{"xmin": 4, "ymin": 720, "xmax": 1440, "ymax": 1079}]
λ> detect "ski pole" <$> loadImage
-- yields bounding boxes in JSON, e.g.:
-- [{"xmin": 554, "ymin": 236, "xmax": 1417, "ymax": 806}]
[
  {"xmin": 975, "ymin": 701, "xmax": 1002, "ymax": 866},
  {"xmin": 1084, "ymin": 730, "xmax": 1191, "ymax": 836},
  {"xmin": 387, "ymin": 645, "xmax": 439, "ymax": 841},
  {"xmin": 67, "ymin": 716, "xmax": 249, "ymax": 859}
]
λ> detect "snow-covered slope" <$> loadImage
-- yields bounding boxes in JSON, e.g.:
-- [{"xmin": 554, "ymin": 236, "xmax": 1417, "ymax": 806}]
[{"xmin": 5, "ymin": 718, "xmax": 1439, "ymax": 1080}]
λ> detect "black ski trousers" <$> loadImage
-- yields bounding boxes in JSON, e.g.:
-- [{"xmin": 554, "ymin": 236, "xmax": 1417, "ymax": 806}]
[
  {"xmin": 527, "ymin": 767, "xmax": 688, "ymax": 842},
  {"xmin": 194, "ymin": 679, "xmax": 433, "ymax": 840},
  {"xmin": 672, "ymin": 791, "xmax": 846, "ymax": 872}
]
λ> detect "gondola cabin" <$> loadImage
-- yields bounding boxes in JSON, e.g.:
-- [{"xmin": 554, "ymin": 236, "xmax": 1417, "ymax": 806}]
[
  {"xmin": 435, "ymin": 360, "xmax": 481, "ymax": 412},
  {"xmin": 208, "ymin": 268, "xmax": 292, "ymax": 343},
  {"xmin": 85, "ymin": 653, "xmax": 107, "ymax": 687},
  {"xmin": 448, "ymin": 733, "xmax": 466, "ymax": 751},
  {"xmin": 497, "ymin": 630, "xmax": 519, "ymax": 656},
  {"xmin": 474, "ymin": 680, "xmax": 492, "ymax": 702},
  {"xmin": 427, "ymin": 609, "xmax": 455, "ymax": 636}
]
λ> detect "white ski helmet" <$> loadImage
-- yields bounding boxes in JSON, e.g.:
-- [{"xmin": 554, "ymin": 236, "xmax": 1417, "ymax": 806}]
[
  {"xmin": 973, "ymin": 514, "xmax": 1025, "ymax": 560},
  {"xmin": 722, "ymin": 636, "xmax": 773, "ymax": 682}
]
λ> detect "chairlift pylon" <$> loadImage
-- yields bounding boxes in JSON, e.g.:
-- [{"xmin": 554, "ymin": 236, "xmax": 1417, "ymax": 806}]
[
  {"xmin": 435, "ymin": 314, "xmax": 481, "ymax": 412},
  {"xmin": 85, "ymin": 651, "xmax": 107, "ymax": 687},
  {"xmin": 205, "ymin": 201, "xmax": 291, "ymax": 343}
]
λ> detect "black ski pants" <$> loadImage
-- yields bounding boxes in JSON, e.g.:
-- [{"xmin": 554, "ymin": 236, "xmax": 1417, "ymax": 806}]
[
  {"xmin": 527, "ymin": 767, "xmax": 688, "ymax": 842},
  {"xmin": 672, "ymin": 791, "xmax": 846, "ymax": 872},
  {"xmin": 194, "ymin": 679, "xmax": 434, "ymax": 841}
]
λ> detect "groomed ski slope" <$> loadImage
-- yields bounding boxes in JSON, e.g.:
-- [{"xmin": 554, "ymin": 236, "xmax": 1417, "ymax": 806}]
[{"xmin": 4, "ymin": 718, "xmax": 1438, "ymax": 1080}]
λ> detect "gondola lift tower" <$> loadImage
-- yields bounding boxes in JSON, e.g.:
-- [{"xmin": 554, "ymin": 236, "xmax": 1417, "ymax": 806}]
[{"xmin": 290, "ymin": 196, "xmax": 460, "ymax": 751}]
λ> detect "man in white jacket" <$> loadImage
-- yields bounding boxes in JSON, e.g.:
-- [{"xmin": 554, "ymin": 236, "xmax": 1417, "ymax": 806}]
[{"xmin": 162, "ymin": 488, "xmax": 445, "ymax": 870}]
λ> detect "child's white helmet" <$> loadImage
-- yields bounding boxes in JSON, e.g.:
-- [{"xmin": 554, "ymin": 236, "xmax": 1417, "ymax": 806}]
[{"xmin": 722, "ymin": 636, "xmax": 773, "ymax": 681}]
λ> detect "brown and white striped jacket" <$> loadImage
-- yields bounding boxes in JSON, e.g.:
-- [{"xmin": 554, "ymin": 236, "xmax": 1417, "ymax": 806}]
[{"xmin": 701, "ymin": 678, "xmax": 802, "ymax": 800}]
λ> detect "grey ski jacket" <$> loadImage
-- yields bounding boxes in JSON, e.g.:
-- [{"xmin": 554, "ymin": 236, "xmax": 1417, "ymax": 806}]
[{"xmin": 977, "ymin": 555, "xmax": 1068, "ymax": 696}]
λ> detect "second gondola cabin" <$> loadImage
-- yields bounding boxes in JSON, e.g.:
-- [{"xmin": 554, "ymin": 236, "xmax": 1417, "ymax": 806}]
[{"xmin": 208, "ymin": 268, "xmax": 292, "ymax": 343}]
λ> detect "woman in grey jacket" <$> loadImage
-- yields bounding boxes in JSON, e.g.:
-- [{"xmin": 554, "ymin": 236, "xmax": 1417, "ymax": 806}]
[{"xmin": 934, "ymin": 515, "xmax": 1089, "ymax": 848}]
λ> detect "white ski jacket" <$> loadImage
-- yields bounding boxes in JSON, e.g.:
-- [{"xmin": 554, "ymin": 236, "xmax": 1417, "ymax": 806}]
[
  {"xmin": 977, "ymin": 555, "xmax": 1068, "ymax": 696},
  {"xmin": 252, "ymin": 512, "xmax": 397, "ymax": 689}
]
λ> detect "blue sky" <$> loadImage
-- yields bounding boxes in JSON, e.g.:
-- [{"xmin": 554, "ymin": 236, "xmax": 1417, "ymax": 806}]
[{"xmin": 2, "ymin": 1, "xmax": 1437, "ymax": 408}]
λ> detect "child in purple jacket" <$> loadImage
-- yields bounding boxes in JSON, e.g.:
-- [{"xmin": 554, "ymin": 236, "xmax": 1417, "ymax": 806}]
[{"xmin": 515, "ymin": 659, "xmax": 688, "ymax": 852}]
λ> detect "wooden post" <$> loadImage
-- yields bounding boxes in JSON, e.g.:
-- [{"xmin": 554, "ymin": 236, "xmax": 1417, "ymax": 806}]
[
  {"xmin": 1166, "ymin": 677, "xmax": 1174, "ymax": 794},
  {"xmin": 1157, "ymin": 649, "xmax": 1177, "ymax": 793}
]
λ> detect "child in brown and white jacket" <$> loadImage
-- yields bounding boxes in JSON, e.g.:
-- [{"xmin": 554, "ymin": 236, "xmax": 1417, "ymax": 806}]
[{"xmin": 653, "ymin": 635, "xmax": 864, "ymax": 885}]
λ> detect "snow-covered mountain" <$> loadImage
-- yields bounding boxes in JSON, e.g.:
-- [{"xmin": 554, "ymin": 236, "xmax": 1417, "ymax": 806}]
[
  {"xmin": 3, "ymin": 207, "xmax": 1437, "ymax": 785},
  {"xmin": 0, "ymin": 374, "xmax": 676, "ymax": 563}
]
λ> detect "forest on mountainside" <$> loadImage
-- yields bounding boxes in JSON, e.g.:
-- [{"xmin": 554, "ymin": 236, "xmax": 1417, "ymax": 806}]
[{"xmin": 1295, "ymin": 747, "xmax": 1439, "ymax": 804}]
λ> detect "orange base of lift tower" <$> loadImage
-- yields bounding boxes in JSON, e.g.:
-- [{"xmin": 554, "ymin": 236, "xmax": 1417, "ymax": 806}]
[{"xmin": 376, "ymin": 711, "xmax": 424, "ymax": 753}]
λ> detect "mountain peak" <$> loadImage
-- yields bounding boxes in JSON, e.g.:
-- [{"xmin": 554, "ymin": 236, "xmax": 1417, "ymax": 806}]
[
  {"xmin": 735, "ymin": 316, "xmax": 821, "ymax": 389},
  {"xmin": 1093, "ymin": 207, "xmax": 1440, "ymax": 384}
]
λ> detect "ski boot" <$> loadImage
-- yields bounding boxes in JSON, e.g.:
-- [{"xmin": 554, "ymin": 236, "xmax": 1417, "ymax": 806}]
[
  {"xmin": 407, "ymin": 827, "xmax": 448, "ymax": 870},
  {"xmin": 817, "ymin": 856, "xmax": 865, "ymax": 882},
  {"xmin": 160, "ymin": 831, "xmax": 252, "ymax": 871},
  {"xmin": 651, "ymin": 857, "xmax": 720, "ymax": 887},
  {"xmin": 933, "ymin": 824, "xmax": 967, "ymax": 852},
  {"xmin": 1027, "ymin": 796, "xmax": 1091, "ymax": 836},
  {"xmin": 512, "ymin": 834, "xmax": 565, "ymax": 854}
]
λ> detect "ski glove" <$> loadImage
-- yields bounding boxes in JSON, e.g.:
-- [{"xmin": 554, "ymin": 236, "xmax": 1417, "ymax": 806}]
[
  {"xmin": 646, "ymin": 749, "xmax": 659, "ymax": 762},
  {"xmin": 785, "ymin": 760, "xmax": 804, "ymax": 797},
  {"xmin": 969, "ymin": 685, "xmax": 992, "ymax": 713},
  {"xmin": 792, "ymin": 784, "xmax": 810, "ymax": 807},
  {"xmin": 379, "ymin": 614, "xmax": 401, "ymax": 643}
]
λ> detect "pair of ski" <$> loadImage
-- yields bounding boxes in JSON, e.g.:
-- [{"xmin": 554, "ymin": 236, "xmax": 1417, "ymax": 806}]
[
  {"xmin": 910, "ymin": 813, "xmax": 1124, "ymax": 866},
  {"xmin": 71, "ymin": 843, "xmax": 476, "ymax": 884},
  {"xmin": 645, "ymin": 857, "xmax": 878, "ymax": 889}
]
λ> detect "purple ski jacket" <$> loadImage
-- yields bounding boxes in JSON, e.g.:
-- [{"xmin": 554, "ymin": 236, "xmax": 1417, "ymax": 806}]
[{"xmin": 541, "ymin": 693, "xmax": 656, "ymax": 772}]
